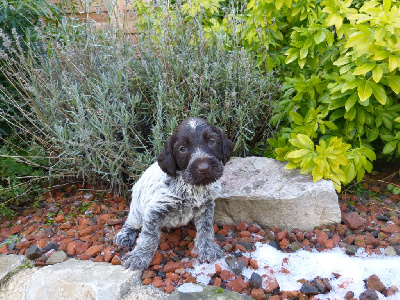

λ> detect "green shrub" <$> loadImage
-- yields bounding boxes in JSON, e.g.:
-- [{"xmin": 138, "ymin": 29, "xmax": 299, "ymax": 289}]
[
  {"xmin": 0, "ymin": 9, "xmax": 280, "ymax": 198},
  {"xmin": 176, "ymin": 0, "xmax": 400, "ymax": 191}
]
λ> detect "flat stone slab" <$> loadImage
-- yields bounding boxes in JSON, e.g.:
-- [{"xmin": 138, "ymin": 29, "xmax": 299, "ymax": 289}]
[
  {"xmin": 168, "ymin": 284, "xmax": 249, "ymax": 299},
  {"xmin": 0, "ymin": 254, "xmax": 26, "ymax": 284},
  {"xmin": 24, "ymin": 259, "xmax": 141, "ymax": 300},
  {"xmin": 215, "ymin": 157, "xmax": 341, "ymax": 230}
]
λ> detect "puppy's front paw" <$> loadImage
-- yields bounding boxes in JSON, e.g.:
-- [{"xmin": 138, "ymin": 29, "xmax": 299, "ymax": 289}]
[
  {"xmin": 114, "ymin": 226, "xmax": 138, "ymax": 247},
  {"xmin": 197, "ymin": 241, "xmax": 223, "ymax": 263},
  {"xmin": 122, "ymin": 250, "xmax": 153, "ymax": 270}
]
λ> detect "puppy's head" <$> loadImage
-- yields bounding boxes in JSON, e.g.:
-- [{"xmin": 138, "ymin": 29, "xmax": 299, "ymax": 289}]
[{"xmin": 157, "ymin": 117, "xmax": 234, "ymax": 185}]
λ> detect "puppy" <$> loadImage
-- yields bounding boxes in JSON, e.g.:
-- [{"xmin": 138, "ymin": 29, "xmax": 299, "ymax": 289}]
[{"xmin": 114, "ymin": 117, "xmax": 234, "ymax": 270}]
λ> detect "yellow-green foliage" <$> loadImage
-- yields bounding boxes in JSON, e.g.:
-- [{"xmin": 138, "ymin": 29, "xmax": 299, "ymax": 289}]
[{"xmin": 142, "ymin": 0, "xmax": 400, "ymax": 190}]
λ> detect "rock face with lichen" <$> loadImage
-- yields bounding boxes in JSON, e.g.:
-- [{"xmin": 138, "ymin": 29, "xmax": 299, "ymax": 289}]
[{"xmin": 214, "ymin": 157, "xmax": 341, "ymax": 231}]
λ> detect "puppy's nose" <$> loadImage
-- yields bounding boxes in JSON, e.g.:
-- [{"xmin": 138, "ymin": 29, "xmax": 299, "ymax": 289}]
[{"xmin": 197, "ymin": 162, "xmax": 210, "ymax": 172}]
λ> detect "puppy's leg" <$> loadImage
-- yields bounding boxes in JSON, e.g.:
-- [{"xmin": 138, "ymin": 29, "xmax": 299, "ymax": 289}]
[
  {"xmin": 194, "ymin": 200, "xmax": 223, "ymax": 263},
  {"xmin": 122, "ymin": 204, "xmax": 169, "ymax": 270},
  {"xmin": 114, "ymin": 224, "xmax": 138, "ymax": 247}
]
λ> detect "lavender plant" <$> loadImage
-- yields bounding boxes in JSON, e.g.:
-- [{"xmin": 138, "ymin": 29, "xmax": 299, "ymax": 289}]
[{"xmin": 0, "ymin": 6, "xmax": 280, "ymax": 203}]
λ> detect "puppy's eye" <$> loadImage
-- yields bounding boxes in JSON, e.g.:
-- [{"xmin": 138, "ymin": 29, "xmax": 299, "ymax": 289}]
[
  {"xmin": 179, "ymin": 146, "xmax": 187, "ymax": 153},
  {"xmin": 208, "ymin": 138, "xmax": 215, "ymax": 146}
]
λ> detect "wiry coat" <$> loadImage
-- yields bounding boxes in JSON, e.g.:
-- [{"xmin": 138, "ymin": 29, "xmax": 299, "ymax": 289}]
[{"xmin": 114, "ymin": 117, "xmax": 234, "ymax": 270}]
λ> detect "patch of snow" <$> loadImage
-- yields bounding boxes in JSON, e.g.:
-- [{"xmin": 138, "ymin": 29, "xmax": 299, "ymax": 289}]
[
  {"xmin": 177, "ymin": 283, "xmax": 204, "ymax": 293},
  {"xmin": 188, "ymin": 242, "xmax": 400, "ymax": 299}
]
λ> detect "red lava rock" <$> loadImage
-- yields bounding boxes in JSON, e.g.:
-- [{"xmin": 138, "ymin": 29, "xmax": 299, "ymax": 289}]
[
  {"xmin": 150, "ymin": 251, "xmax": 162, "ymax": 266},
  {"xmin": 215, "ymin": 264, "xmax": 222, "ymax": 274},
  {"xmin": 214, "ymin": 277, "xmax": 221, "ymax": 287},
  {"xmin": 142, "ymin": 278, "xmax": 152, "ymax": 285},
  {"xmin": 227, "ymin": 276, "xmax": 247, "ymax": 293},
  {"xmin": 94, "ymin": 254, "xmax": 104, "ymax": 262},
  {"xmin": 153, "ymin": 276, "xmax": 166, "ymax": 288},
  {"xmin": 276, "ymin": 230, "xmax": 289, "ymax": 242},
  {"xmin": 164, "ymin": 285, "xmax": 175, "ymax": 294},
  {"xmin": 268, "ymin": 296, "xmax": 280, "ymax": 300},
  {"xmin": 386, "ymin": 285, "xmax": 399, "ymax": 296},
  {"xmin": 220, "ymin": 270, "xmax": 236, "ymax": 281},
  {"xmin": 262, "ymin": 275, "xmax": 280, "ymax": 293},
  {"xmin": 389, "ymin": 233, "xmax": 400, "ymax": 245},
  {"xmin": 159, "ymin": 241, "xmax": 170, "ymax": 251},
  {"xmin": 251, "ymin": 288, "xmax": 266, "ymax": 300},
  {"xmin": 343, "ymin": 212, "xmax": 365, "ymax": 230},
  {"xmin": 239, "ymin": 231, "xmax": 251, "ymax": 238},
  {"xmin": 75, "ymin": 241, "xmax": 89, "ymax": 255},
  {"xmin": 107, "ymin": 219, "xmax": 123, "ymax": 226},
  {"xmin": 235, "ymin": 243, "xmax": 247, "ymax": 252},
  {"xmin": 86, "ymin": 244, "xmax": 104, "ymax": 257},
  {"xmin": 344, "ymin": 291, "xmax": 355, "ymax": 300},
  {"xmin": 111, "ymin": 255, "xmax": 121, "ymax": 265},
  {"xmin": 79, "ymin": 226, "xmax": 93, "ymax": 237},
  {"xmin": 54, "ymin": 215, "xmax": 65, "ymax": 223},
  {"xmin": 16, "ymin": 240, "xmax": 32, "ymax": 250},
  {"xmin": 279, "ymin": 239, "xmax": 289, "ymax": 249},
  {"xmin": 142, "ymin": 270, "xmax": 155, "ymax": 279},
  {"xmin": 103, "ymin": 247, "xmax": 114, "ymax": 262},
  {"xmin": 337, "ymin": 224, "xmax": 348, "ymax": 236},
  {"xmin": 0, "ymin": 244, "xmax": 7, "ymax": 254},
  {"xmin": 163, "ymin": 261, "xmax": 184, "ymax": 273},
  {"xmin": 381, "ymin": 224, "xmax": 400, "ymax": 234},
  {"xmin": 66, "ymin": 242, "xmax": 76, "ymax": 256},
  {"xmin": 325, "ymin": 239, "xmax": 334, "ymax": 249},
  {"xmin": 236, "ymin": 221, "xmax": 248, "ymax": 231},
  {"xmin": 166, "ymin": 272, "xmax": 179, "ymax": 281},
  {"xmin": 59, "ymin": 222, "xmax": 72, "ymax": 230},
  {"xmin": 316, "ymin": 230, "xmax": 328, "ymax": 245},
  {"xmin": 167, "ymin": 229, "xmax": 181, "ymax": 246},
  {"xmin": 250, "ymin": 259, "xmax": 259, "ymax": 269},
  {"xmin": 355, "ymin": 235, "xmax": 366, "ymax": 248},
  {"xmin": 359, "ymin": 289, "xmax": 379, "ymax": 300},
  {"xmin": 9, "ymin": 225, "xmax": 23, "ymax": 235},
  {"xmin": 187, "ymin": 230, "xmax": 196, "ymax": 239},
  {"xmin": 365, "ymin": 274, "xmax": 386, "ymax": 293},
  {"xmin": 248, "ymin": 224, "xmax": 261, "ymax": 233},
  {"xmin": 21, "ymin": 225, "xmax": 35, "ymax": 236}
]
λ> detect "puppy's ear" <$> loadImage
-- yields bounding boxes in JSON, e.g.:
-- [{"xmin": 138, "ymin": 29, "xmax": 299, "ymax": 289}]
[
  {"xmin": 215, "ymin": 126, "xmax": 234, "ymax": 165},
  {"xmin": 158, "ymin": 136, "xmax": 177, "ymax": 176}
]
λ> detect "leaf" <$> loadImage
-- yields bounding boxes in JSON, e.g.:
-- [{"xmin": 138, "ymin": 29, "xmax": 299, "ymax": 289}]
[
  {"xmin": 353, "ymin": 63, "xmax": 375, "ymax": 76},
  {"xmin": 372, "ymin": 65, "xmax": 383, "ymax": 83},
  {"xmin": 345, "ymin": 93, "xmax": 358, "ymax": 111},
  {"xmin": 383, "ymin": 142, "xmax": 396, "ymax": 154},
  {"xmin": 285, "ymin": 49, "xmax": 299, "ymax": 64},
  {"xmin": 389, "ymin": 56, "xmax": 399, "ymax": 72},
  {"xmin": 383, "ymin": 0, "xmax": 391, "ymax": 13},
  {"xmin": 357, "ymin": 81, "xmax": 373, "ymax": 102},
  {"xmin": 369, "ymin": 81, "xmax": 387, "ymax": 105},
  {"xmin": 334, "ymin": 56, "xmax": 350, "ymax": 66},
  {"xmin": 345, "ymin": 32, "xmax": 368, "ymax": 49},
  {"xmin": 372, "ymin": 51, "xmax": 389, "ymax": 61},
  {"xmin": 395, "ymin": 117, "xmax": 400, "ymax": 123},
  {"xmin": 290, "ymin": 111, "xmax": 304, "ymax": 125},
  {"xmin": 289, "ymin": 134, "xmax": 314, "ymax": 150},
  {"xmin": 386, "ymin": 76, "xmax": 400, "ymax": 94},
  {"xmin": 299, "ymin": 47, "xmax": 309, "ymax": 59},
  {"xmin": 314, "ymin": 31, "xmax": 326, "ymax": 44},
  {"xmin": 326, "ymin": 13, "xmax": 342, "ymax": 29},
  {"xmin": 342, "ymin": 79, "xmax": 360, "ymax": 93},
  {"xmin": 284, "ymin": 0, "xmax": 292, "ymax": 8},
  {"xmin": 344, "ymin": 106, "xmax": 357, "ymax": 121},
  {"xmin": 275, "ymin": 0, "xmax": 283, "ymax": 10},
  {"xmin": 287, "ymin": 149, "xmax": 312, "ymax": 159}
]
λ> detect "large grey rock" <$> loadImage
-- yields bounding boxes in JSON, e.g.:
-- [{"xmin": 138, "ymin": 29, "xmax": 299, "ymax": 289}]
[
  {"xmin": 215, "ymin": 157, "xmax": 341, "ymax": 230},
  {"xmin": 0, "ymin": 254, "xmax": 26, "ymax": 283},
  {"xmin": 24, "ymin": 259, "xmax": 141, "ymax": 300}
]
